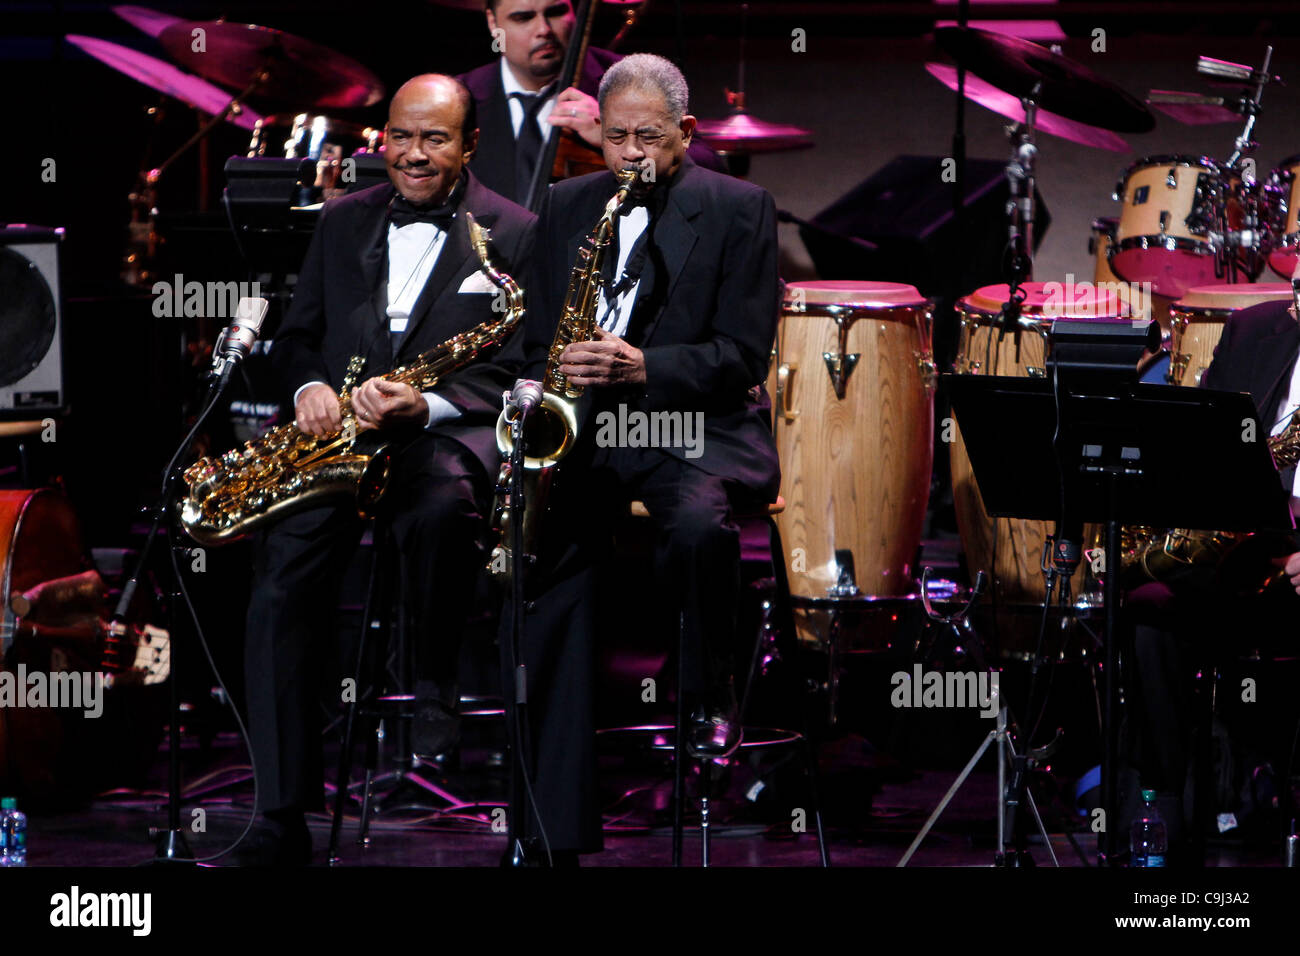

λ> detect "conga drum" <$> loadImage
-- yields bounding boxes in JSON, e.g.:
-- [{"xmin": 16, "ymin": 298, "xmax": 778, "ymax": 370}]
[
  {"xmin": 771, "ymin": 281, "xmax": 935, "ymax": 637},
  {"xmin": 1167, "ymin": 283, "xmax": 1294, "ymax": 386},
  {"xmin": 949, "ymin": 282, "xmax": 1117, "ymax": 605}
]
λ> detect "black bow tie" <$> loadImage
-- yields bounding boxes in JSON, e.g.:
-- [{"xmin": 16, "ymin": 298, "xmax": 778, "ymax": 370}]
[
  {"xmin": 390, "ymin": 195, "xmax": 457, "ymax": 230},
  {"xmin": 620, "ymin": 183, "xmax": 669, "ymax": 218}
]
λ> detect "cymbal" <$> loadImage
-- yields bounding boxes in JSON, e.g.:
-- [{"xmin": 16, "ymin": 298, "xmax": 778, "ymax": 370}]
[
  {"xmin": 926, "ymin": 62, "xmax": 1129, "ymax": 152},
  {"xmin": 934, "ymin": 26, "xmax": 1155, "ymax": 134},
  {"xmin": 157, "ymin": 20, "xmax": 384, "ymax": 110},
  {"xmin": 1147, "ymin": 90, "xmax": 1240, "ymax": 126},
  {"xmin": 695, "ymin": 112, "xmax": 813, "ymax": 154},
  {"xmin": 65, "ymin": 35, "xmax": 262, "ymax": 132},
  {"xmin": 111, "ymin": 4, "xmax": 183, "ymax": 37}
]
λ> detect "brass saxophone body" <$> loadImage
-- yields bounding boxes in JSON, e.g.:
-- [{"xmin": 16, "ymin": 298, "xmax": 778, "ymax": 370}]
[
  {"xmin": 1120, "ymin": 413, "xmax": 1300, "ymax": 589},
  {"xmin": 180, "ymin": 212, "xmax": 524, "ymax": 545},
  {"xmin": 489, "ymin": 168, "xmax": 639, "ymax": 578}
]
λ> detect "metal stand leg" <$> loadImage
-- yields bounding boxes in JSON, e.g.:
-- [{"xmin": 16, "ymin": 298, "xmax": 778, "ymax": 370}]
[
  {"xmin": 803, "ymin": 736, "xmax": 830, "ymax": 867},
  {"xmin": 673, "ymin": 610, "xmax": 686, "ymax": 867},
  {"xmin": 763, "ymin": 518, "xmax": 833, "ymax": 866},
  {"xmin": 358, "ymin": 762, "xmax": 377, "ymax": 847},
  {"xmin": 1004, "ymin": 722, "xmax": 1060, "ymax": 867},
  {"xmin": 899, "ymin": 718, "xmax": 999, "ymax": 866},
  {"xmin": 700, "ymin": 760, "xmax": 711, "ymax": 868},
  {"xmin": 899, "ymin": 704, "xmax": 1058, "ymax": 867},
  {"xmin": 328, "ymin": 521, "xmax": 385, "ymax": 865}
]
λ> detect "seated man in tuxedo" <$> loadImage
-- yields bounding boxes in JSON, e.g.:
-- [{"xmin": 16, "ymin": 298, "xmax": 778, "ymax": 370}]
[
  {"xmin": 239, "ymin": 74, "xmax": 536, "ymax": 865},
  {"xmin": 459, "ymin": 0, "xmax": 722, "ymax": 205},
  {"xmin": 1204, "ymin": 293, "xmax": 1300, "ymax": 581},
  {"xmin": 499, "ymin": 53, "xmax": 779, "ymax": 863}
]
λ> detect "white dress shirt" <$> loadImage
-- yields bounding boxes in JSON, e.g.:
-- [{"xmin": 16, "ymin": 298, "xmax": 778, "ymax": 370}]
[
  {"xmin": 501, "ymin": 58, "xmax": 558, "ymax": 140},
  {"xmin": 293, "ymin": 217, "xmax": 461, "ymax": 428},
  {"xmin": 1270, "ymin": 349, "xmax": 1300, "ymax": 508},
  {"xmin": 596, "ymin": 205, "xmax": 649, "ymax": 338}
]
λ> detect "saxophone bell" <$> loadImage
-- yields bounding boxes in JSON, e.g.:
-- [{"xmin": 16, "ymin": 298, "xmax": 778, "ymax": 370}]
[{"xmin": 495, "ymin": 390, "xmax": 581, "ymax": 471}]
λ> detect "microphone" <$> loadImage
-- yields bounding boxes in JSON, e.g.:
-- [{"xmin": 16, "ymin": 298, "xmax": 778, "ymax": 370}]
[
  {"xmin": 507, "ymin": 379, "xmax": 544, "ymax": 417},
  {"xmin": 210, "ymin": 297, "xmax": 269, "ymax": 379},
  {"xmin": 1051, "ymin": 521, "xmax": 1084, "ymax": 578}
]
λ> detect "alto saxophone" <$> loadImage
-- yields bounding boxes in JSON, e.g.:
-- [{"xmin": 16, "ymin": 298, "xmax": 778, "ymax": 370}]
[
  {"xmin": 488, "ymin": 167, "xmax": 639, "ymax": 578},
  {"xmin": 1120, "ymin": 412, "xmax": 1300, "ymax": 589},
  {"xmin": 180, "ymin": 212, "xmax": 524, "ymax": 545}
]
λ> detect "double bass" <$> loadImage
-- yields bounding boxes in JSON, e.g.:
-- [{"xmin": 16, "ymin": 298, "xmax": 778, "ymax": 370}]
[
  {"xmin": 521, "ymin": 0, "xmax": 608, "ymax": 211},
  {"xmin": 0, "ymin": 489, "xmax": 168, "ymax": 805}
]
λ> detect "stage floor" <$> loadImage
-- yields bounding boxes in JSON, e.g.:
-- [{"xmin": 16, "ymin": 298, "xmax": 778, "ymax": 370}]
[{"xmin": 18, "ymin": 730, "xmax": 1285, "ymax": 868}]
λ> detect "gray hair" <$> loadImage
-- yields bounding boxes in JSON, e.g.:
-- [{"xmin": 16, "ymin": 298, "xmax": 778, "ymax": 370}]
[{"xmin": 597, "ymin": 54, "xmax": 689, "ymax": 123}]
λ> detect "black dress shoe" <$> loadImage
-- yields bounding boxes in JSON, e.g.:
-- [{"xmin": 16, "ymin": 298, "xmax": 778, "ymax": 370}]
[
  {"xmin": 232, "ymin": 812, "xmax": 311, "ymax": 867},
  {"xmin": 686, "ymin": 682, "xmax": 742, "ymax": 759}
]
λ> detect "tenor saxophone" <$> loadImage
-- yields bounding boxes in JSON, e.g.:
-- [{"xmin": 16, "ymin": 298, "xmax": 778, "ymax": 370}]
[
  {"xmin": 179, "ymin": 212, "xmax": 524, "ymax": 545},
  {"xmin": 1119, "ymin": 412, "xmax": 1300, "ymax": 589},
  {"xmin": 488, "ymin": 168, "xmax": 639, "ymax": 578}
]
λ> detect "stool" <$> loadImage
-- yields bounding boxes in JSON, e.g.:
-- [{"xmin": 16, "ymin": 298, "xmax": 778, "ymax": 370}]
[
  {"xmin": 326, "ymin": 518, "xmax": 474, "ymax": 862},
  {"xmin": 624, "ymin": 495, "xmax": 830, "ymax": 867}
]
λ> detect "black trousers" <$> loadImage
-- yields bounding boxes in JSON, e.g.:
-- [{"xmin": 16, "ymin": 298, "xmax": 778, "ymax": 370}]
[
  {"xmin": 501, "ymin": 440, "xmax": 764, "ymax": 853},
  {"xmin": 243, "ymin": 433, "xmax": 491, "ymax": 814}
]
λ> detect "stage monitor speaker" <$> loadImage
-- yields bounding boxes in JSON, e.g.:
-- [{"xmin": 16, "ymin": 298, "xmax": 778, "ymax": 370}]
[
  {"xmin": 0, "ymin": 226, "xmax": 66, "ymax": 419},
  {"xmin": 799, "ymin": 155, "xmax": 1050, "ymax": 297}
]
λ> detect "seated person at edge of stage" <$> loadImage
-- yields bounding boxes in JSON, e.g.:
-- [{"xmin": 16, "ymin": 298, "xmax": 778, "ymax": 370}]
[
  {"xmin": 498, "ymin": 53, "xmax": 780, "ymax": 864},
  {"xmin": 458, "ymin": 0, "xmax": 722, "ymax": 205},
  {"xmin": 237, "ymin": 74, "xmax": 536, "ymax": 865},
  {"xmin": 1116, "ymin": 280, "xmax": 1300, "ymax": 864}
]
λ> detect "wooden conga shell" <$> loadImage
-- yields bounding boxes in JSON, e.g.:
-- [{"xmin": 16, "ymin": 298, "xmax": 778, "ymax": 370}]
[
  {"xmin": 772, "ymin": 281, "xmax": 934, "ymax": 608},
  {"xmin": 949, "ymin": 283, "xmax": 1113, "ymax": 605},
  {"xmin": 1168, "ymin": 283, "xmax": 1293, "ymax": 386}
]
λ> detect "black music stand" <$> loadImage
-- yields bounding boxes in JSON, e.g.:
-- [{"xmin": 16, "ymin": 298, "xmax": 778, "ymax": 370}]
[{"xmin": 948, "ymin": 373, "xmax": 1291, "ymax": 864}]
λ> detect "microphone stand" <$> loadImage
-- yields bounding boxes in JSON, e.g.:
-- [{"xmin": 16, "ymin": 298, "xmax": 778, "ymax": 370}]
[
  {"xmin": 502, "ymin": 397, "xmax": 553, "ymax": 865},
  {"xmin": 997, "ymin": 83, "xmax": 1040, "ymax": 369},
  {"xmin": 114, "ymin": 358, "xmax": 240, "ymax": 862}
]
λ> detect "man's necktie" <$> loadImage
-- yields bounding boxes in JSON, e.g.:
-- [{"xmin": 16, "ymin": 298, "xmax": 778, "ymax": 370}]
[
  {"xmin": 513, "ymin": 90, "xmax": 549, "ymax": 202},
  {"xmin": 390, "ymin": 195, "xmax": 456, "ymax": 230}
]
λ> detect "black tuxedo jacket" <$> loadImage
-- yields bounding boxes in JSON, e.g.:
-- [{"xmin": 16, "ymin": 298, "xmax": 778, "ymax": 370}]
[
  {"xmin": 1201, "ymin": 298, "xmax": 1300, "ymax": 493},
  {"xmin": 512, "ymin": 155, "xmax": 780, "ymax": 499},
  {"xmin": 1201, "ymin": 299, "xmax": 1300, "ymax": 425},
  {"xmin": 272, "ymin": 171, "xmax": 537, "ymax": 478},
  {"xmin": 458, "ymin": 49, "xmax": 724, "ymax": 207}
]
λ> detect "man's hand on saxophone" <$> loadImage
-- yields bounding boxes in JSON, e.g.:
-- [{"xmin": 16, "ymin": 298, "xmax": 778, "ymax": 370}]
[
  {"xmin": 558, "ymin": 327, "xmax": 646, "ymax": 386},
  {"xmin": 295, "ymin": 383, "xmax": 343, "ymax": 437},
  {"xmin": 352, "ymin": 378, "xmax": 429, "ymax": 430}
]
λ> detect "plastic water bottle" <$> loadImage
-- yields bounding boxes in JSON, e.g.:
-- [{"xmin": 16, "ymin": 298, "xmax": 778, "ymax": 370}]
[
  {"xmin": 1130, "ymin": 789, "xmax": 1167, "ymax": 867},
  {"xmin": 1, "ymin": 797, "xmax": 26, "ymax": 866}
]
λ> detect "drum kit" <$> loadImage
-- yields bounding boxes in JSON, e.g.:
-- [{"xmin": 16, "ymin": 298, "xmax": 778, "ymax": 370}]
[
  {"xmin": 74, "ymin": 2, "xmax": 813, "ymax": 287},
  {"xmin": 68, "ymin": 7, "xmax": 390, "ymax": 286},
  {"xmin": 769, "ymin": 28, "xmax": 1296, "ymax": 670}
]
